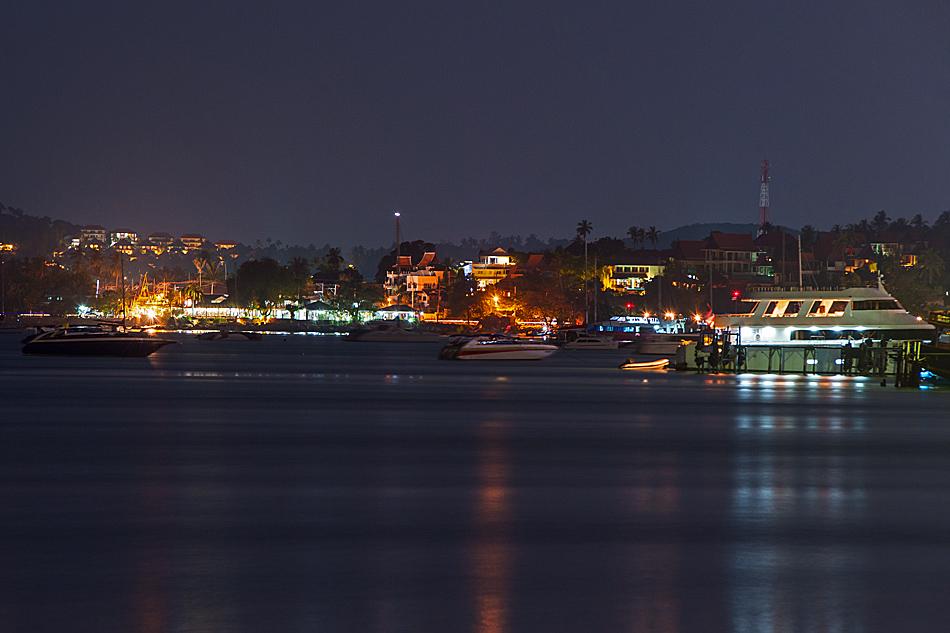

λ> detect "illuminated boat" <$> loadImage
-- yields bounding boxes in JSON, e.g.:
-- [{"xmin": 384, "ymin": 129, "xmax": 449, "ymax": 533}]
[
  {"xmin": 619, "ymin": 357, "xmax": 670, "ymax": 370},
  {"xmin": 22, "ymin": 324, "xmax": 177, "ymax": 357},
  {"xmin": 922, "ymin": 310, "xmax": 950, "ymax": 381},
  {"xmin": 714, "ymin": 284, "xmax": 934, "ymax": 345},
  {"xmin": 438, "ymin": 335, "xmax": 558, "ymax": 360}
]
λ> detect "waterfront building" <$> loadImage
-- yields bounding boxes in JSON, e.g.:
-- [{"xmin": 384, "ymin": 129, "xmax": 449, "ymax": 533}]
[
  {"xmin": 180, "ymin": 233, "xmax": 206, "ymax": 250},
  {"xmin": 80, "ymin": 225, "xmax": 108, "ymax": 248},
  {"xmin": 603, "ymin": 251, "xmax": 667, "ymax": 294},
  {"xmin": 111, "ymin": 228, "xmax": 138, "ymax": 245},
  {"xmin": 464, "ymin": 247, "xmax": 515, "ymax": 288}
]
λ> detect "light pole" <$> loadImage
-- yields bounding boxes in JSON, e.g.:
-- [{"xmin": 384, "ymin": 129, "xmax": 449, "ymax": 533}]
[{"xmin": 394, "ymin": 212, "xmax": 402, "ymax": 274}]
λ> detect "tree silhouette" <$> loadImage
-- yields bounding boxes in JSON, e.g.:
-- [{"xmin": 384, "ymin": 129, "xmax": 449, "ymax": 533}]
[
  {"xmin": 577, "ymin": 220, "xmax": 592, "ymax": 323},
  {"xmin": 871, "ymin": 211, "xmax": 890, "ymax": 235},
  {"xmin": 646, "ymin": 226, "xmax": 659, "ymax": 249}
]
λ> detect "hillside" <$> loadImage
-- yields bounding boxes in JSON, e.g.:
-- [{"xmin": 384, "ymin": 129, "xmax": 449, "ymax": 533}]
[{"xmin": 0, "ymin": 205, "xmax": 82, "ymax": 257}]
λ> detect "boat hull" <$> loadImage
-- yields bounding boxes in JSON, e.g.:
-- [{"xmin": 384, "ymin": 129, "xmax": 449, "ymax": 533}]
[
  {"xmin": 455, "ymin": 345, "xmax": 557, "ymax": 360},
  {"xmin": 439, "ymin": 336, "xmax": 558, "ymax": 360},
  {"xmin": 23, "ymin": 337, "xmax": 177, "ymax": 357}
]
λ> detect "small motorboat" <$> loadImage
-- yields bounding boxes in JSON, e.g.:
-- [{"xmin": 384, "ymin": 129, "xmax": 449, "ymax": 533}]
[
  {"xmin": 22, "ymin": 324, "xmax": 177, "ymax": 357},
  {"xmin": 346, "ymin": 320, "xmax": 441, "ymax": 342},
  {"xmin": 562, "ymin": 334, "xmax": 620, "ymax": 350},
  {"xmin": 196, "ymin": 330, "xmax": 262, "ymax": 341},
  {"xmin": 439, "ymin": 334, "xmax": 559, "ymax": 360},
  {"xmin": 619, "ymin": 357, "xmax": 670, "ymax": 370}
]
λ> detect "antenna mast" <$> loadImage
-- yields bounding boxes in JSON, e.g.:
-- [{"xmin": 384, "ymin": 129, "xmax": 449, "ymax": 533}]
[{"xmin": 758, "ymin": 159, "xmax": 770, "ymax": 230}]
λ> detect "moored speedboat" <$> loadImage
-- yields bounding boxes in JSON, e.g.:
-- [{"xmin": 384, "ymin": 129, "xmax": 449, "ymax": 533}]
[
  {"xmin": 438, "ymin": 334, "xmax": 558, "ymax": 360},
  {"xmin": 22, "ymin": 324, "xmax": 177, "ymax": 357}
]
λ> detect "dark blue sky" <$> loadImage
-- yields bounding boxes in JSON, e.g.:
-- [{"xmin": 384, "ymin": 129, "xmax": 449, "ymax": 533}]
[{"xmin": 2, "ymin": 1, "xmax": 949, "ymax": 248}]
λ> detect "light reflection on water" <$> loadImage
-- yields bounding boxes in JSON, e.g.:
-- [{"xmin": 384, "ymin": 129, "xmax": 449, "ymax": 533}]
[
  {"xmin": 731, "ymin": 408, "xmax": 869, "ymax": 632},
  {"xmin": 472, "ymin": 420, "xmax": 511, "ymax": 633},
  {"xmin": 3, "ymin": 335, "xmax": 949, "ymax": 631}
]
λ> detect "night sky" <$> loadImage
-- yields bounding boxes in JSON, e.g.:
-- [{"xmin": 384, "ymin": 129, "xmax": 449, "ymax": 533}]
[{"xmin": 2, "ymin": 1, "xmax": 949, "ymax": 248}]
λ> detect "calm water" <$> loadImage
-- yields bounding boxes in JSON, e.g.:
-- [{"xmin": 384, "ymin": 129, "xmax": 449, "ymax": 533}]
[{"xmin": 2, "ymin": 331, "xmax": 950, "ymax": 632}]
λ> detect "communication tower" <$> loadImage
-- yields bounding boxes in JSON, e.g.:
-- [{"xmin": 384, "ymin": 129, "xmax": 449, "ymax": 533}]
[{"xmin": 758, "ymin": 159, "xmax": 770, "ymax": 229}]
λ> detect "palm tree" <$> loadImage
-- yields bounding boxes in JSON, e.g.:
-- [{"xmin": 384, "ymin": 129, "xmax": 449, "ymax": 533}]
[
  {"xmin": 192, "ymin": 255, "xmax": 208, "ymax": 291},
  {"xmin": 916, "ymin": 249, "xmax": 945, "ymax": 285},
  {"xmin": 107, "ymin": 250, "xmax": 123, "ymax": 292},
  {"xmin": 627, "ymin": 225, "xmax": 645, "ymax": 249},
  {"xmin": 910, "ymin": 214, "xmax": 928, "ymax": 231},
  {"xmin": 890, "ymin": 217, "xmax": 910, "ymax": 232},
  {"xmin": 871, "ymin": 210, "xmax": 890, "ymax": 235},
  {"xmin": 85, "ymin": 249, "xmax": 106, "ymax": 296},
  {"xmin": 799, "ymin": 225, "xmax": 817, "ymax": 252},
  {"xmin": 646, "ymin": 226, "xmax": 659, "ymax": 249},
  {"xmin": 204, "ymin": 258, "xmax": 225, "ymax": 294},
  {"xmin": 577, "ymin": 220, "xmax": 592, "ymax": 323},
  {"xmin": 324, "ymin": 247, "xmax": 344, "ymax": 273}
]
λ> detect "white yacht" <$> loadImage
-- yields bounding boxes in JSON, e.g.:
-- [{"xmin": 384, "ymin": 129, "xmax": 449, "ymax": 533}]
[
  {"xmin": 438, "ymin": 335, "xmax": 558, "ymax": 360},
  {"xmin": 714, "ymin": 285, "xmax": 935, "ymax": 345}
]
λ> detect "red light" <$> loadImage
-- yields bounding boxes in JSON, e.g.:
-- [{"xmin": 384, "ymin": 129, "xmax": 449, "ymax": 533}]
[{"xmin": 732, "ymin": 290, "xmax": 740, "ymax": 298}]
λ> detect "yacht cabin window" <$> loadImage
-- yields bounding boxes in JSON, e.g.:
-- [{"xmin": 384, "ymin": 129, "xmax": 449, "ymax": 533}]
[
  {"xmin": 806, "ymin": 299, "xmax": 848, "ymax": 317},
  {"xmin": 764, "ymin": 300, "xmax": 803, "ymax": 317}
]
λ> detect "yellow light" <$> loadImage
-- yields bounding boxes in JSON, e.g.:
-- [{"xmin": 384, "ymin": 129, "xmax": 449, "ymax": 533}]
[
  {"xmin": 665, "ymin": 312, "xmax": 675, "ymax": 320},
  {"xmin": 693, "ymin": 314, "xmax": 702, "ymax": 322},
  {"xmin": 643, "ymin": 312, "xmax": 650, "ymax": 318}
]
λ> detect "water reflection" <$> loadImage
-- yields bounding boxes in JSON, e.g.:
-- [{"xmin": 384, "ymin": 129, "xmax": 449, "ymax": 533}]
[
  {"xmin": 620, "ymin": 454, "xmax": 680, "ymax": 632},
  {"xmin": 731, "ymin": 414, "xmax": 868, "ymax": 632},
  {"xmin": 472, "ymin": 421, "xmax": 511, "ymax": 633}
]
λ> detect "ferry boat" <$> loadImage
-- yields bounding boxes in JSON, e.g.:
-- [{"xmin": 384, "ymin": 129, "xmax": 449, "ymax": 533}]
[
  {"xmin": 438, "ymin": 334, "xmax": 558, "ymax": 360},
  {"xmin": 714, "ymin": 285, "xmax": 935, "ymax": 345}
]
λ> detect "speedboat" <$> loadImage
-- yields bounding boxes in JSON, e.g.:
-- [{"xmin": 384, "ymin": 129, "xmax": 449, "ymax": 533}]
[
  {"xmin": 562, "ymin": 334, "xmax": 620, "ymax": 350},
  {"xmin": 619, "ymin": 357, "xmax": 670, "ymax": 370},
  {"xmin": 346, "ymin": 320, "xmax": 441, "ymax": 343},
  {"xmin": 438, "ymin": 334, "xmax": 558, "ymax": 360},
  {"xmin": 714, "ymin": 284, "xmax": 935, "ymax": 345},
  {"xmin": 22, "ymin": 324, "xmax": 177, "ymax": 357},
  {"xmin": 637, "ymin": 332, "xmax": 701, "ymax": 355}
]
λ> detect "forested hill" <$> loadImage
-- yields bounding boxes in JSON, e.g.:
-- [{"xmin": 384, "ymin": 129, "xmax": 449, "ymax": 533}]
[
  {"xmin": 657, "ymin": 222, "xmax": 797, "ymax": 248},
  {"xmin": 0, "ymin": 204, "xmax": 82, "ymax": 257}
]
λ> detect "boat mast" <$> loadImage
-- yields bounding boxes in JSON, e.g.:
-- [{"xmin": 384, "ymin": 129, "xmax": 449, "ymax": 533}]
[
  {"xmin": 798, "ymin": 235, "xmax": 803, "ymax": 288},
  {"xmin": 120, "ymin": 252, "xmax": 126, "ymax": 327}
]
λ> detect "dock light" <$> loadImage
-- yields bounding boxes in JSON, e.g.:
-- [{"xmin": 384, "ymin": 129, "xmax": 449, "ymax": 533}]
[
  {"xmin": 665, "ymin": 312, "xmax": 675, "ymax": 320},
  {"xmin": 693, "ymin": 314, "xmax": 702, "ymax": 322},
  {"xmin": 394, "ymin": 212, "xmax": 400, "ymax": 217},
  {"xmin": 643, "ymin": 311, "xmax": 650, "ymax": 318}
]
